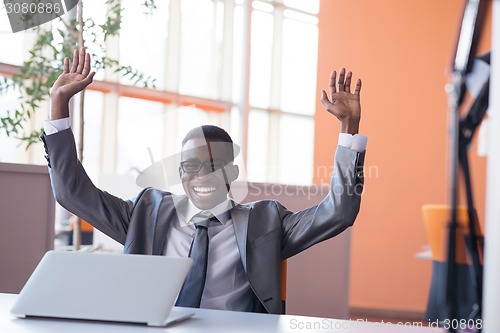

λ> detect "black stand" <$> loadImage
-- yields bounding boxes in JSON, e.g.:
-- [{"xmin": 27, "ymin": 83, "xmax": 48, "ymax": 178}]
[{"xmin": 445, "ymin": 1, "xmax": 488, "ymax": 332}]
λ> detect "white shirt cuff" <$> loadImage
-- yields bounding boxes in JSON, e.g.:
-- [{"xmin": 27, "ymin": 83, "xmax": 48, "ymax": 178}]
[
  {"xmin": 338, "ymin": 133, "xmax": 368, "ymax": 152},
  {"xmin": 43, "ymin": 118, "xmax": 71, "ymax": 135}
]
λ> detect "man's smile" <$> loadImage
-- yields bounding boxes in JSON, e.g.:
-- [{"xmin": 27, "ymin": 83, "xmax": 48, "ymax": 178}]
[{"xmin": 192, "ymin": 186, "xmax": 218, "ymax": 197}]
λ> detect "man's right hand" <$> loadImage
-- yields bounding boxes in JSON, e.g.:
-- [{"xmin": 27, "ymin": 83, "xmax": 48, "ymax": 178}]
[{"xmin": 50, "ymin": 47, "xmax": 95, "ymax": 120}]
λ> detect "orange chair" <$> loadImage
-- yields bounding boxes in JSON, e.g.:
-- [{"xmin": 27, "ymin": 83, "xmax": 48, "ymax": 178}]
[
  {"xmin": 422, "ymin": 205, "xmax": 483, "ymax": 264},
  {"xmin": 422, "ymin": 204, "xmax": 483, "ymax": 322},
  {"xmin": 68, "ymin": 216, "xmax": 94, "ymax": 246}
]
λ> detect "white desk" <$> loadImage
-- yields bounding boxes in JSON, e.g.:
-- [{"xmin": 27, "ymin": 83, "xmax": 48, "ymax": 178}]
[{"xmin": 0, "ymin": 293, "xmax": 444, "ymax": 333}]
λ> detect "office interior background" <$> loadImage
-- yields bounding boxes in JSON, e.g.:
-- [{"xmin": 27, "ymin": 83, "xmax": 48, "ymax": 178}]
[{"xmin": 0, "ymin": 0, "xmax": 495, "ymax": 320}]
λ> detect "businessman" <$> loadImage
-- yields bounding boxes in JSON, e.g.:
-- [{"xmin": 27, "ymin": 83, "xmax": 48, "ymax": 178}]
[{"xmin": 42, "ymin": 48, "xmax": 367, "ymax": 314}]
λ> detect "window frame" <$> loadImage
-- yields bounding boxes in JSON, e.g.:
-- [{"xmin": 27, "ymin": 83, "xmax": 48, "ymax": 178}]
[{"xmin": 0, "ymin": 0, "xmax": 320, "ymax": 185}]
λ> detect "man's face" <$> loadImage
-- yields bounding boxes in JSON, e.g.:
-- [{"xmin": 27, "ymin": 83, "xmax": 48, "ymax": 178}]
[{"xmin": 179, "ymin": 137, "xmax": 239, "ymax": 210}]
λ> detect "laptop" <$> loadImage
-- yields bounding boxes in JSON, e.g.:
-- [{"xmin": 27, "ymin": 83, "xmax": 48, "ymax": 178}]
[{"xmin": 11, "ymin": 251, "xmax": 194, "ymax": 327}]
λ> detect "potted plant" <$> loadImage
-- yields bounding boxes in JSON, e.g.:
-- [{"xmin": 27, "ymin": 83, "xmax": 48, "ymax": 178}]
[{"xmin": 0, "ymin": 0, "xmax": 157, "ymax": 249}]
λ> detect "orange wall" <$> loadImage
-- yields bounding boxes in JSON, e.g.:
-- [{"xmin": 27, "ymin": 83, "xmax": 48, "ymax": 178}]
[{"xmin": 314, "ymin": 0, "xmax": 491, "ymax": 313}]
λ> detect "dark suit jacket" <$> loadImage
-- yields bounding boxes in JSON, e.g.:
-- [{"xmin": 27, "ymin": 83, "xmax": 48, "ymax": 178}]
[{"xmin": 42, "ymin": 129, "xmax": 365, "ymax": 314}]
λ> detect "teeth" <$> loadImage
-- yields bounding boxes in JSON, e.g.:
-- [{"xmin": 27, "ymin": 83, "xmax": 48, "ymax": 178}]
[{"xmin": 193, "ymin": 187, "xmax": 216, "ymax": 196}]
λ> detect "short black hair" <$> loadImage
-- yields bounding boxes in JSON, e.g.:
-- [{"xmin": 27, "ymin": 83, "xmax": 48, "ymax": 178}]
[{"xmin": 182, "ymin": 125, "xmax": 235, "ymax": 161}]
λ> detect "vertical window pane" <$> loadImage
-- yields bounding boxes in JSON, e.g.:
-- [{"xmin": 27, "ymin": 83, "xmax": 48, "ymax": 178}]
[
  {"xmin": 120, "ymin": 0, "xmax": 169, "ymax": 88},
  {"xmin": 116, "ymin": 97, "xmax": 164, "ymax": 174},
  {"xmin": 247, "ymin": 109, "xmax": 269, "ymax": 182},
  {"xmin": 0, "ymin": 1, "xmax": 11, "ymax": 33},
  {"xmin": 82, "ymin": 90, "xmax": 103, "ymax": 181},
  {"xmin": 175, "ymin": 105, "xmax": 231, "ymax": 151},
  {"xmin": 179, "ymin": 0, "xmax": 216, "ymax": 98},
  {"xmin": 278, "ymin": 115, "xmax": 314, "ymax": 185},
  {"xmin": 280, "ymin": 17, "xmax": 318, "ymax": 115},
  {"xmin": 82, "ymin": 0, "xmax": 108, "ymax": 82},
  {"xmin": 176, "ymin": 106, "xmax": 215, "ymax": 143},
  {"xmin": 252, "ymin": 1, "xmax": 273, "ymax": 12},
  {"xmin": 232, "ymin": 5, "xmax": 243, "ymax": 104},
  {"xmin": 284, "ymin": 0, "xmax": 320, "ymax": 14},
  {"xmin": 230, "ymin": 106, "xmax": 243, "ymax": 151},
  {"xmin": 82, "ymin": 0, "xmax": 106, "ymax": 25},
  {"xmin": 249, "ymin": 11, "xmax": 273, "ymax": 109}
]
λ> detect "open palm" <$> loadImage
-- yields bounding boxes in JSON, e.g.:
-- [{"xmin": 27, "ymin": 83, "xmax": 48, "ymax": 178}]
[
  {"xmin": 320, "ymin": 68, "xmax": 362, "ymax": 123},
  {"xmin": 51, "ymin": 48, "xmax": 95, "ymax": 101}
]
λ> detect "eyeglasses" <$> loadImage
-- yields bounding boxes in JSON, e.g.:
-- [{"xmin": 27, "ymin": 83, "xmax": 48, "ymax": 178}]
[{"xmin": 180, "ymin": 160, "xmax": 229, "ymax": 173}]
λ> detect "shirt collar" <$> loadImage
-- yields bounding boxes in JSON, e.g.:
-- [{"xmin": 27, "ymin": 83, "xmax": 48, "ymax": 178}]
[{"xmin": 181, "ymin": 198, "xmax": 233, "ymax": 228}]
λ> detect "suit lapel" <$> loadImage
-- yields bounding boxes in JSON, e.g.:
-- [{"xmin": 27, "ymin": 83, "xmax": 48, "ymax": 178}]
[
  {"xmin": 231, "ymin": 204, "xmax": 251, "ymax": 272},
  {"xmin": 152, "ymin": 195, "xmax": 188, "ymax": 255}
]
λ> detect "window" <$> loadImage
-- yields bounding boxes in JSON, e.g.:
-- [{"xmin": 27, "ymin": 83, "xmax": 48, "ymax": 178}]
[
  {"xmin": 247, "ymin": 0, "xmax": 319, "ymax": 185},
  {"xmin": 0, "ymin": 0, "xmax": 320, "ymax": 186},
  {"xmin": 116, "ymin": 97, "xmax": 164, "ymax": 175}
]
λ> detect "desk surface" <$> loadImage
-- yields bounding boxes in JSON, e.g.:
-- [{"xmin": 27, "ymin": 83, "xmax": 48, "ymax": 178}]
[{"xmin": 0, "ymin": 293, "xmax": 443, "ymax": 333}]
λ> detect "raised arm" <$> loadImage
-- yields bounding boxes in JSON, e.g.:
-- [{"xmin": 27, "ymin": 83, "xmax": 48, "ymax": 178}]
[
  {"xmin": 50, "ymin": 47, "xmax": 95, "ymax": 120},
  {"xmin": 44, "ymin": 48, "xmax": 134, "ymax": 244},
  {"xmin": 320, "ymin": 68, "xmax": 362, "ymax": 135},
  {"xmin": 280, "ymin": 68, "xmax": 365, "ymax": 258}
]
